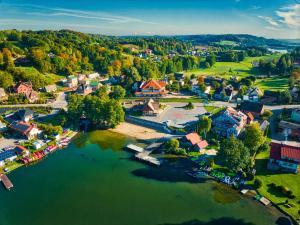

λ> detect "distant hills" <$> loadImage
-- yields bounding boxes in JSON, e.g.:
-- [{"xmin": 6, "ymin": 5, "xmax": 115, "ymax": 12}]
[{"xmin": 173, "ymin": 34, "xmax": 300, "ymax": 49}]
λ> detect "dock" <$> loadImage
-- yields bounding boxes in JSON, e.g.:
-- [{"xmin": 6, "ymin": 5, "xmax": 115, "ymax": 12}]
[
  {"xmin": 259, "ymin": 197, "xmax": 271, "ymax": 206},
  {"xmin": 135, "ymin": 152, "xmax": 161, "ymax": 166},
  {"xmin": 0, "ymin": 174, "xmax": 13, "ymax": 190},
  {"xmin": 125, "ymin": 144, "xmax": 144, "ymax": 153}
]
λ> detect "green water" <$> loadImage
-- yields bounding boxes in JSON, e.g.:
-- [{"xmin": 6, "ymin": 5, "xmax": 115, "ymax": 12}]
[{"xmin": 0, "ymin": 131, "xmax": 284, "ymax": 225}]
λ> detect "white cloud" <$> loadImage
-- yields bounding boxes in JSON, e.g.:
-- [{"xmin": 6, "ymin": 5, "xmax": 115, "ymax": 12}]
[
  {"xmin": 276, "ymin": 4, "xmax": 300, "ymax": 27},
  {"xmin": 265, "ymin": 26, "xmax": 280, "ymax": 31},
  {"xmin": 258, "ymin": 15, "xmax": 280, "ymax": 27}
]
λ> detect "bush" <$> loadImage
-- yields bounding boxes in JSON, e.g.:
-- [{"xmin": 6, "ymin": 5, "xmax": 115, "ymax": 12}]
[
  {"xmin": 254, "ymin": 178, "xmax": 263, "ymax": 188},
  {"xmin": 247, "ymin": 173, "xmax": 255, "ymax": 181}
]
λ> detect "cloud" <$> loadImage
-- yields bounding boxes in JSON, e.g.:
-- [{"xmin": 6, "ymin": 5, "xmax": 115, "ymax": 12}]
[
  {"xmin": 265, "ymin": 26, "xmax": 280, "ymax": 31},
  {"xmin": 0, "ymin": 3, "xmax": 156, "ymax": 25},
  {"xmin": 258, "ymin": 15, "xmax": 280, "ymax": 27},
  {"xmin": 276, "ymin": 4, "xmax": 300, "ymax": 27},
  {"xmin": 251, "ymin": 6, "xmax": 261, "ymax": 10}
]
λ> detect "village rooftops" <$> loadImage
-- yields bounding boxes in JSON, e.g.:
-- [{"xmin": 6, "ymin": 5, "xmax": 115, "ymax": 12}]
[
  {"xmin": 240, "ymin": 101, "xmax": 264, "ymax": 114},
  {"xmin": 9, "ymin": 121, "xmax": 35, "ymax": 135},
  {"xmin": 270, "ymin": 142, "xmax": 300, "ymax": 163}
]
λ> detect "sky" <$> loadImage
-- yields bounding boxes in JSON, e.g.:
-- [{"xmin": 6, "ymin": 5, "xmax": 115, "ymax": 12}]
[{"xmin": 0, "ymin": 0, "xmax": 299, "ymax": 39}]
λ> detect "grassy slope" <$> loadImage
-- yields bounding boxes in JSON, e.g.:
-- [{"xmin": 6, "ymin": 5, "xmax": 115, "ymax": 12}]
[
  {"xmin": 252, "ymin": 150, "xmax": 300, "ymax": 222},
  {"xmin": 186, "ymin": 55, "xmax": 288, "ymax": 91}
]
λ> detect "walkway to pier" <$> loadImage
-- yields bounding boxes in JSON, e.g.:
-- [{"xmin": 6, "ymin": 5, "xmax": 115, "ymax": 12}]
[{"xmin": 0, "ymin": 174, "xmax": 13, "ymax": 190}]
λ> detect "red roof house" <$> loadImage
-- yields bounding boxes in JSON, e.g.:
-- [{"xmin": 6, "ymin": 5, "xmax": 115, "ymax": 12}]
[
  {"xmin": 14, "ymin": 82, "xmax": 33, "ymax": 94},
  {"xmin": 135, "ymin": 80, "xmax": 167, "ymax": 97},
  {"xmin": 183, "ymin": 132, "xmax": 208, "ymax": 152},
  {"xmin": 268, "ymin": 142, "xmax": 300, "ymax": 173}
]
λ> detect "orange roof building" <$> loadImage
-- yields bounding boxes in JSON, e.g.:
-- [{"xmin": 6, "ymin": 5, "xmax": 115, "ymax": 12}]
[{"xmin": 135, "ymin": 80, "xmax": 167, "ymax": 97}]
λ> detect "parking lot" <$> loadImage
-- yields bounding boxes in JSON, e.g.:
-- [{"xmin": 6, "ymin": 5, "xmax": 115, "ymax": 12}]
[{"xmin": 140, "ymin": 102, "xmax": 207, "ymax": 127}]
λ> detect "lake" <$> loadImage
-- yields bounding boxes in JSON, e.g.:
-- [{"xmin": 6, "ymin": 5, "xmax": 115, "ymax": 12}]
[{"xmin": 0, "ymin": 130, "xmax": 285, "ymax": 225}]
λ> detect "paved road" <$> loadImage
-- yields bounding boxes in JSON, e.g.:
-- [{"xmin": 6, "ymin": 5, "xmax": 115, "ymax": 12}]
[{"xmin": 0, "ymin": 92, "xmax": 68, "ymax": 110}]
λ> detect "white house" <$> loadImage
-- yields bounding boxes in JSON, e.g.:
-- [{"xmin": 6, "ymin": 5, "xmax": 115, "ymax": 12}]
[
  {"xmin": 87, "ymin": 72, "xmax": 100, "ymax": 80},
  {"xmin": 33, "ymin": 140, "xmax": 44, "ymax": 150}
]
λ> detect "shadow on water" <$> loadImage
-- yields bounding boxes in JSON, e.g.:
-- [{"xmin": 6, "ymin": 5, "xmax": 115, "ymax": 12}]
[
  {"xmin": 131, "ymin": 158, "xmax": 209, "ymax": 184},
  {"xmin": 211, "ymin": 183, "xmax": 241, "ymax": 204},
  {"xmin": 158, "ymin": 217, "xmax": 292, "ymax": 225},
  {"xmin": 73, "ymin": 130, "xmax": 132, "ymax": 151},
  {"xmin": 158, "ymin": 217, "xmax": 256, "ymax": 225}
]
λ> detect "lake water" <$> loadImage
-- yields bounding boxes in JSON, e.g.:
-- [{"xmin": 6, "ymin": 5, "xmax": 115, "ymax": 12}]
[{"xmin": 0, "ymin": 131, "xmax": 285, "ymax": 225}]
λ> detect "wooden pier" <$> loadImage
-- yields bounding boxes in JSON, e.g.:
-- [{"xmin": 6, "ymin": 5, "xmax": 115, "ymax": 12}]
[
  {"xmin": 125, "ymin": 144, "xmax": 144, "ymax": 153},
  {"xmin": 135, "ymin": 152, "xmax": 161, "ymax": 166},
  {"xmin": 0, "ymin": 174, "xmax": 13, "ymax": 190}
]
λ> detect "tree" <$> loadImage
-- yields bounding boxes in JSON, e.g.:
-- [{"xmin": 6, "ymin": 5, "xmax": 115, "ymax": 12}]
[
  {"xmin": 279, "ymin": 90, "xmax": 292, "ymax": 104},
  {"xmin": 164, "ymin": 138, "xmax": 180, "ymax": 153},
  {"xmin": 238, "ymin": 85, "xmax": 248, "ymax": 97},
  {"xmin": 198, "ymin": 116, "xmax": 212, "ymax": 138},
  {"xmin": 261, "ymin": 109, "xmax": 273, "ymax": 120},
  {"xmin": 243, "ymin": 122, "xmax": 265, "ymax": 156},
  {"xmin": 2, "ymin": 48, "xmax": 14, "ymax": 69},
  {"xmin": 0, "ymin": 71, "xmax": 14, "ymax": 89},
  {"xmin": 217, "ymin": 136, "xmax": 250, "ymax": 172},
  {"xmin": 110, "ymin": 85, "xmax": 126, "ymax": 100},
  {"xmin": 184, "ymin": 102, "xmax": 194, "ymax": 110}
]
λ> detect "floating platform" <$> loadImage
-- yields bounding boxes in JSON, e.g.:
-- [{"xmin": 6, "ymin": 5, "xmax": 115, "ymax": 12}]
[
  {"xmin": 135, "ymin": 152, "xmax": 161, "ymax": 166},
  {"xmin": 0, "ymin": 174, "xmax": 13, "ymax": 190},
  {"xmin": 125, "ymin": 144, "xmax": 144, "ymax": 153}
]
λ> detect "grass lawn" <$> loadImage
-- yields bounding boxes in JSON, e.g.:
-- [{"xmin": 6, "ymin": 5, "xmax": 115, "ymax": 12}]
[
  {"xmin": 186, "ymin": 55, "xmax": 281, "ymax": 78},
  {"xmin": 204, "ymin": 106, "xmax": 223, "ymax": 114},
  {"xmin": 251, "ymin": 150, "xmax": 300, "ymax": 222},
  {"xmin": 255, "ymin": 77, "xmax": 289, "ymax": 91}
]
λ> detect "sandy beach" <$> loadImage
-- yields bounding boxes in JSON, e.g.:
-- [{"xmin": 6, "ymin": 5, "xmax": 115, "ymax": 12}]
[{"xmin": 111, "ymin": 122, "xmax": 170, "ymax": 141}]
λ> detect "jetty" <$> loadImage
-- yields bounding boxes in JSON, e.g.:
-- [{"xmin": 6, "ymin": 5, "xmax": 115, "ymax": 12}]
[
  {"xmin": 125, "ymin": 143, "xmax": 161, "ymax": 166},
  {"xmin": 0, "ymin": 174, "xmax": 13, "ymax": 190},
  {"xmin": 125, "ymin": 144, "xmax": 144, "ymax": 153},
  {"xmin": 135, "ymin": 152, "xmax": 161, "ymax": 166}
]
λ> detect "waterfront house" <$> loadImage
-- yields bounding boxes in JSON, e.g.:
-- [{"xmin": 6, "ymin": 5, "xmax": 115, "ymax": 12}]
[
  {"xmin": 44, "ymin": 84, "xmax": 57, "ymax": 93},
  {"xmin": 0, "ymin": 150, "xmax": 18, "ymax": 167},
  {"xmin": 9, "ymin": 121, "xmax": 40, "ymax": 140},
  {"xmin": 212, "ymin": 107, "xmax": 248, "ymax": 138},
  {"xmin": 268, "ymin": 142, "xmax": 300, "ymax": 173},
  {"xmin": 291, "ymin": 109, "xmax": 300, "ymax": 123},
  {"xmin": 135, "ymin": 80, "xmax": 167, "ymax": 97},
  {"xmin": 181, "ymin": 132, "xmax": 208, "ymax": 152},
  {"xmin": 14, "ymin": 82, "xmax": 33, "ymax": 94},
  {"xmin": 33, "ymin": 140, "xmax": 44, "ymax": 150},
  {"xmin": 0, "ymin": 88, "xmax": 8, "ymax": 101},
  {"xmin": 239, "ymin": 101, "xmax": 264, "ymax": 118}
]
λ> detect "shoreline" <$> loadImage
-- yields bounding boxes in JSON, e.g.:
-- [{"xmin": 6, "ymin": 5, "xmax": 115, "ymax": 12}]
[{"xmin": 110, "ymin": 122, "xmax": 171, "ymax": 142}]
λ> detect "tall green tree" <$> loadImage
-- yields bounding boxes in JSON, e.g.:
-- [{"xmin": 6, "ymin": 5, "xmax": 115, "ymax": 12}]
[
  {"xmin": 198, "ymin": 116, "xmax": 212, "ymax": 138},
  {"xmin": 243, "ymin": 122, "xmax": 265, "ymax": 156}
]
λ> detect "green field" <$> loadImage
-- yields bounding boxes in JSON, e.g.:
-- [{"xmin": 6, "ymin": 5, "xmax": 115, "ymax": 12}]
[
  {"xmin": 251, "ymin": 151, "xmax": 300, "ymax": 222},
  {"xmin": 186, "ymin": 55, "xmax": 286, "ymax": 91}
]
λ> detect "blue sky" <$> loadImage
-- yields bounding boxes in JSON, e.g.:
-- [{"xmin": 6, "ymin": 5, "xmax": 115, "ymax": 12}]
[{"xmin": 0, "ymin": 0, "xmax": 299, "ymax": 38}]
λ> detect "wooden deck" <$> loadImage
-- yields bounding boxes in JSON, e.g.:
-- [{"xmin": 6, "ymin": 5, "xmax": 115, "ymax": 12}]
[
  {"xmin": 135, "ymin": 152, "xmax": 161, "ymax": 166},
  {"xmin": 0, "ymin": 174, "xmax": 13, "ymax": 190},
  {"xmin": 125, "ymin": 144, "xmax": 144, "ymax": 153}
]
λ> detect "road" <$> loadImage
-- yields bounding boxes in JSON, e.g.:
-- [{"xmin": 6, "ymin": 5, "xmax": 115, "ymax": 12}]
[{"xmin": 0, "ymin": 92, "xmax": 68, "ymax": 110}]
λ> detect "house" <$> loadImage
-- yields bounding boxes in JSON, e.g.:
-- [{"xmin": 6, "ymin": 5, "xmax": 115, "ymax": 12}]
[
  {"xmin": 14, "ymin": 82, "xmax": 33, "ymax": 94},
  {"xmin": 214, "ymin": 85, "xmax": 233, "ymax": 102},
  {"xmin": 239, "ymin": 101, "xmax": 264, "ymax": 118},
  {"xmin": 278, "ymin": 121, "xmax": 300, "ymax": 139},
  {"xmin": 15, "ymin": 145, "xmax": 30, "ymax": 156},
  {"xmin": 243, "ymin": 87, "xmax": 262, "ymax": 102},
  {"xmin": 87, "ymin": 72, "xmax": 100, "ymax": 80},
  {"xmin": 90, "ymin": 81, "xmax": 103, "ymax": 91},
  {"xmin": 135, "ymin": 80, "xmax": 167, "ymax": 97},
  {"xmin": 0, "ymin": 88, "xmax": 8, "ymax": 101},
  {"xmin": 192, "ymin": 85, "xmax": 211, "ymax": 98},
  {"xmin": 25, "ymin": 90, "xmax": 39, "ymax": 103},
  {"xmin": 291, "ymin": 109, "xmax": 300, "ymax": 123},
  {"xmin": 9, "ymin": 121, "xmax": 40, "ymax": 140},
  {"xmin": 44, "ymin": 84, "xmax": 57, "ymax": 93},
  {"xmin": 142, "ymin": 99, "xmax": 160, "ymax": 116},
  {"xmin": 0, "ymin": 150, "xmax": 18, "ymax": 167},
  {"xmin": 181, "ymin": 132, "xmax": 208, "ymax": 152},
  {"xmin": 15, "ymin": 109, "xmax": 34, "ymax": 122},
  {"xmin": 261, "ymin": 90, "xmax": 280, "ymax": 105},
  {"xmin": 33, "ymin": 140, "xmax": 44, "ymax": 150},
  {"xmin": 212, "ymin": 107, "xmax": 248, "ymax": 138},
  {"xmin": 77, "ymin": 84, "xmax": 93, "ymax": 96},
  {"xmin": 66, "ymin": 75, "xmax": 78, "ymax": 88},
  {"xmin": 174, "ymin": 72, "xmax": 185, "ymax": 85},
  {"xmin": 268, "ymin": 142, "xmax": 300, "ymax": 173}
]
